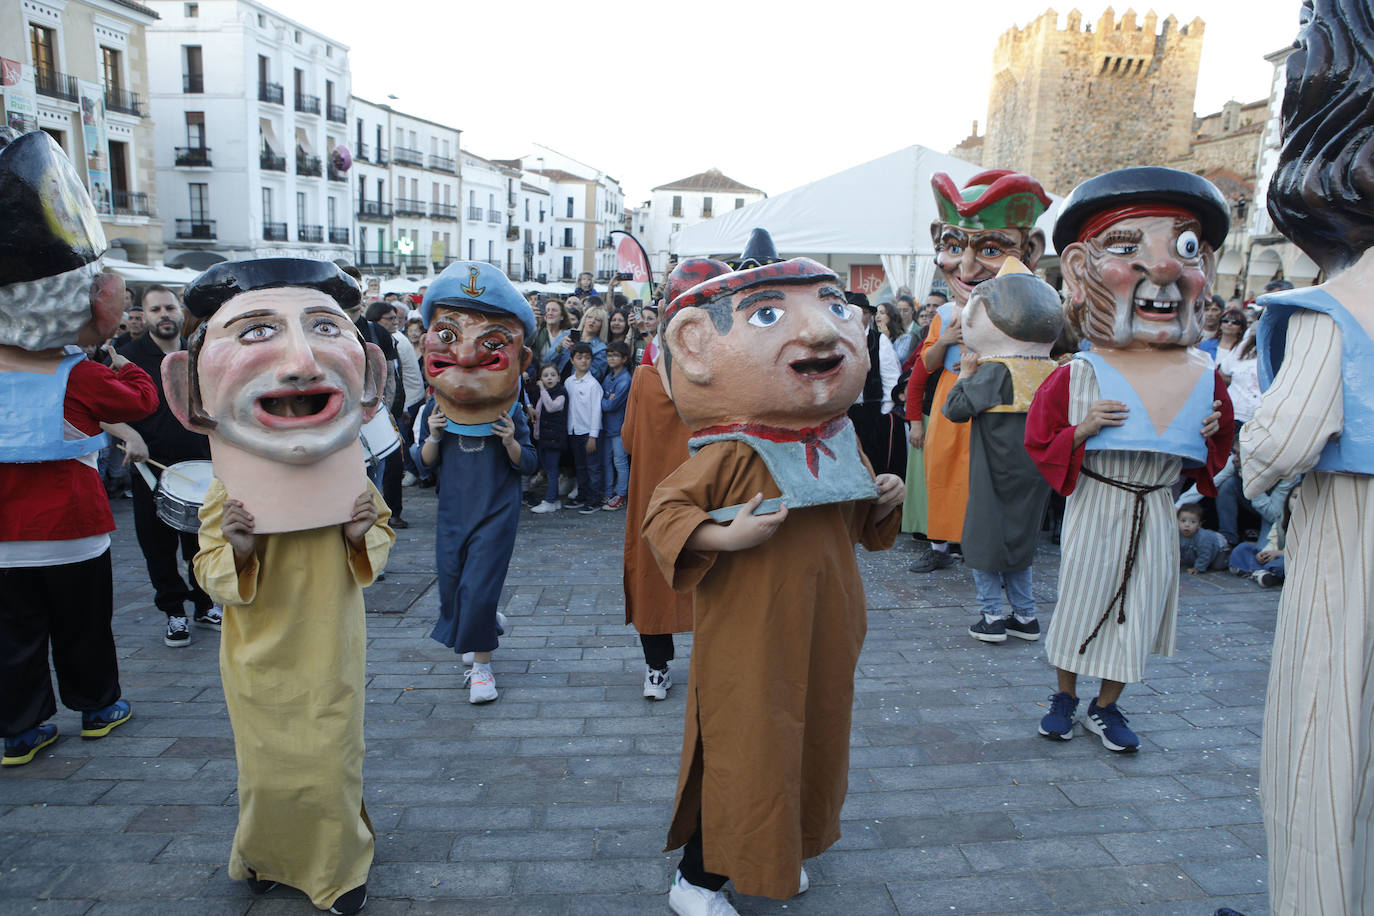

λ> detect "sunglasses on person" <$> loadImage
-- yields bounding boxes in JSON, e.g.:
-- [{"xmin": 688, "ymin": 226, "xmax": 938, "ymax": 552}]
[{"xmin": 1220, "ymin": 317, "xmax": 1245, "ymax": 325}]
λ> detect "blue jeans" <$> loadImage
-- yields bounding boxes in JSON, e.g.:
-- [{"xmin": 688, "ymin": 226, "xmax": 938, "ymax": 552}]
[
  {"xmin": 970, "ymin": 567, "xmax": 1035, "ymax": 619},
  {"xmin": 568, "ymin": 433, "xmax": 603, "ymax": 506},
  {"xmin": 1229, "ymin": 541, "xmax": 1285, "ymax": 577},
  {"xmin": 601, "ymin": 434, "xmax": 629, "ymax": 499},
  {"xmin": 538, "ymin": 445, "xmax": 562, "ymax": 502}
]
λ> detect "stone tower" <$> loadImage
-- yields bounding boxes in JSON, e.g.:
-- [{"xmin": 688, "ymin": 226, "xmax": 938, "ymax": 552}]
[{"xmin": 982, "ymin": 8, "xmax": 1205, "ymax": 195}]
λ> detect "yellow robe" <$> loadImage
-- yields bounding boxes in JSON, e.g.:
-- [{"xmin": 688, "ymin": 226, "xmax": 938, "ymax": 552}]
[{"xmin": 195, "ymin": 478, "xmax": 394, "ymax": 910}]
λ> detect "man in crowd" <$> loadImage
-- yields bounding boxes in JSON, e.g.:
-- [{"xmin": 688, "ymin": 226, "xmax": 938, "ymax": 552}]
[{"xmin": 105, "ymin": 285, "xmax": 219, "ymax": 647}]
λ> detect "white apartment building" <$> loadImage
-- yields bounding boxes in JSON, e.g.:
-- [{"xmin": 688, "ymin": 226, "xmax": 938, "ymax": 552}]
[
  {"xmin": 640, "ymin": 168, "xmax": 766, "ymax": 276},
  {"xmin": 458, "ymin": 149, "xmax": 511, "ymax": 276},
  {"xmin": 519, "ymin": 145, "xmax": 624, "ymax": 284},
  {"xmin": 146, "ymin": 0, "xmax": 351, "ymax": 269},
  {"xmin": 3, "ymin": 0, "xmax": 164, "ymax": 264},
  {"xmin": 349, "ymin": 96, "xmax": 460, "ymax": 280}
]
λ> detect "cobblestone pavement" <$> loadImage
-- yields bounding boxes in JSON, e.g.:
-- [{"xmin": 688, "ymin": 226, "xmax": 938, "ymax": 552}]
[{"xmin": 0, "ymin": 485, "xmax": 1278, "ymax": 915}]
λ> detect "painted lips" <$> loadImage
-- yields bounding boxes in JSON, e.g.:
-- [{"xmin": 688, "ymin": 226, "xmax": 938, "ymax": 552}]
[
  {"xmin": 253, "ymin": 387, "xmax": 344, "ymax": 428},
  {"xmin": 1132, "ymin": 282, "xmax": 1180, "ymax": 321},
  {"xmin": 789, "ymin": 354, "xmax": 844, "ymax": 380},
  {"xmin": 426, "ymin": 351, "xmax": 509, "ymax": 375}
]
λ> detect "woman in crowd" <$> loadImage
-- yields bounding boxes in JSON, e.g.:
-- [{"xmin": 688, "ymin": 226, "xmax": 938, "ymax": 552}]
[
  {"xmin": 1213, "ymin": 306, "xmax": 1247, "ymax": 371},
  {"xmin": 606, "ymin": 308, "xmax": 634, "ymax": 352},
  {"xmin": 532, "ymin": 299, "xmax": 573, "ymax": 373},
  {"xmin": 557, "ymin": 305, "xmax": 609, "ymax": 381}
]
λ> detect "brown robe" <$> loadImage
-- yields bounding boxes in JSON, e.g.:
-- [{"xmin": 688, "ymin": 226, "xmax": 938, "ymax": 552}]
[
  {"xmin": 621, "ymin": 364, "xmax": 694, "ymax": 634},
  {"xmin": 643, "ymin": 440, "xmax": 900, "ymax": 899}
]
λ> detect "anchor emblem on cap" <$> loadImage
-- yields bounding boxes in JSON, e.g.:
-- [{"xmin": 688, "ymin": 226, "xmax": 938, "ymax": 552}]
[{"xmin": 460, "ymin": 266, "xmax": 485, "ymax": 298}]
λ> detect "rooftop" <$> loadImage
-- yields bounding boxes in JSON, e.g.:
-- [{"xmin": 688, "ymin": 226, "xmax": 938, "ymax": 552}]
[{"xmin": 652, "ymin": 168, "xmax": 763, "ymax": 194}]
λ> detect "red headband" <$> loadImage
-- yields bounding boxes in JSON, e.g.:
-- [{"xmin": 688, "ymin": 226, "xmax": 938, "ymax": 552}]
[{"xmin": 1077, "ymin": 205, "xmax": 1198, "ymax": 243}]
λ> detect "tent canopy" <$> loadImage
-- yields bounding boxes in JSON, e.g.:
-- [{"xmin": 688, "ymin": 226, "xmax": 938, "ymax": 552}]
[
  {"xmin": 673, "ymin": 145, "xmax": 1064, "ymax": 295},
  {"xmin": 103, "ymin": 257, "xmax": 202, "ymax": 287}
]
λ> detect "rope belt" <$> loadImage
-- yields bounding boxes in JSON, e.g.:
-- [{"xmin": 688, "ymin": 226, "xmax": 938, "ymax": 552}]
[{"xmin": 1076, "ymin": 466, "xmax": 1166, "ymax": 655}]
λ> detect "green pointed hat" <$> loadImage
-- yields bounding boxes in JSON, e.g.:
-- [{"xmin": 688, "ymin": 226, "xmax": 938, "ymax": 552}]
[{"xmin": 931, "ymin": 169, "xmax": 1051, "ymax": 231}]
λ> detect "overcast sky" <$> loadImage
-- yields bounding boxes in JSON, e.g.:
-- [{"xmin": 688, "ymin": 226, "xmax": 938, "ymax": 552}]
[{"xmin": 272, "ymin": 0, "xmax": 1303, "ymax": 202}]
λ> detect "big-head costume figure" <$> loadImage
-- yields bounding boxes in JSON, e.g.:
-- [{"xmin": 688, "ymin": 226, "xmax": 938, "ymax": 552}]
[
  {"xmin": 1239, "ymin": 1, "xmax": 1374, "ymax": 910},
  {"xmin": 416, "ymin": 261, "xmax": 536, "ymax": 704},
  {"xmin": 0, "ymin": 129, "xmax": 158, "ymax": 766},
  {"xmin": 166, "ymin": 258, "xmax": 395, "ymax": 913},
  {"xmin": 914, "ymin": 170, "xmax": 1050, "ymax": 569},
  {"xmin": 643, "ymin": 232, "xmax": 905, "ymax": 906},
  {"xmin": 1025, "ymin": 167, "xmax": 1234, "ymax": 754}
]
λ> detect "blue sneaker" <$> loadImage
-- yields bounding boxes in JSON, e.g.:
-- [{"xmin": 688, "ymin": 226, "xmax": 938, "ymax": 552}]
[
  {"xmin": 1085, "ymin": 699, "xmax": 1139, "ymax": 753},
  {"xmin": 1037, "ymin": 692, "xmax": 1078, "ymax": 741},
  {"xmin": 81, "ymin": 699, "xmax": 132, "ymax": 739},
  {"xmin": 2, "ymin": 723, "xmax": 59, "ymax": 766}
]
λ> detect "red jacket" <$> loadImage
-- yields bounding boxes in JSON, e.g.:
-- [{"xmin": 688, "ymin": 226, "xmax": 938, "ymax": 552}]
[{"xmin": 0, "ymin": 358, "xmax": 159, "ymax": 541}]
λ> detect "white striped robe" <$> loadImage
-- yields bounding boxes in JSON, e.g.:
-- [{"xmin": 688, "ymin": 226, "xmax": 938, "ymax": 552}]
[
  {"xmin": 1240, "ymin": 309, "xmax": 1372, "ymax": 916},
  {"xmin": 1043, "ymin": 359, "xmax": 1180, "ymax": 683}
]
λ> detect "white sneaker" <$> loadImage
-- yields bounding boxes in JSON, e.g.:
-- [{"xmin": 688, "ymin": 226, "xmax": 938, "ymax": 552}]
[
  {"xmin": 465, "ymin": 663, "xmax": 498, "ymax": 704},
  {"xmin": 496, "ymin": 611, "xmax": 508, "ymax": 634},
  {"xmin": 643, "ymin": 665, "xmax": 671, "ymax": 700},
  {"xmin": 164, "ymin": 615, "xmax": 190, "ymax": 648},
  {"xmin": 799, "ymin": 865, "xmax": 809, "ymax": 894},
  {"xmin": 400, "ymin": 471, "xmax": 418, "ymax": 487},
  {"xmin": 668, "ymin": 870, "xmax": 738, "ymax": 916},
  {"xmin": 530, "ymin": 499, "xmax": 561, "ymax": 513},
  {"xmin": 461, "ymin": 651, "xmax": 474, "ymax": 665}
]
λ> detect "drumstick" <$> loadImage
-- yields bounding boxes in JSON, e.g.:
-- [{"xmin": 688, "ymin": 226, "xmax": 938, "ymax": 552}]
[{"xmin": 116, "ymin": 444, "xmax": 201, "ymax": 485}]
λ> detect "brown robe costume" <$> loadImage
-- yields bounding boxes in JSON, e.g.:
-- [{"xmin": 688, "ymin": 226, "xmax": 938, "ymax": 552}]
[
  {"xmin": 643, "ymin": 440, "xmax": 900, "ymax": 899},
  {"xmin": 621, "ymin": 363, "xmax": 693, "ymax": 634}
]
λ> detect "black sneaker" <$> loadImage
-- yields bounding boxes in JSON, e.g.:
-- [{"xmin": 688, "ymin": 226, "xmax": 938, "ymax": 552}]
[
  {"xmin": 578, "ymin": 502, "xmax": 601, "ymax": 515},
  {"xmin": 164, "ymin": 615, "xmax": 190, "ymax": 648},
  {"xmin": 1256, "ymin": 570, "xmax": 1283, "ymax": 588},
  {"xmin": 968, "ymin": 616, "xmax": 1007, "ymax": 643},
  {"xmin": 193, "ymin": 605, "xmax": 222, "ymax": 630},
  {"xmin": 246, "ymin": 869, "xmax": 279, "ymax": 896},
  {"xmin": 909, "ymin": 547, "xmax": 955, "ymax": 573},
  {"xmin": 330, "ymin": 884, "xmax": 367, "ymax": 915},
  {"xmin": 1004, "ymin": 616, "xmax": 1041, "ymax": 641}
]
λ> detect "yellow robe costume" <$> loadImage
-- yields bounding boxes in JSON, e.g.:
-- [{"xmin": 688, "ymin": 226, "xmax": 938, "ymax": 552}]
[{"xmin": 195, "ymin": 479, "xmax": 393, "ymax": 910}]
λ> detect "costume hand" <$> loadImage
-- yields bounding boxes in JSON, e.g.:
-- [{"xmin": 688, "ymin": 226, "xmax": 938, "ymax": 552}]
[
  {"xmin": 493, "ymin": 414, "xmax": 516, "ymax": 446},
  {"xmin": 939, "ymin": 314, "xmax": 963, "ymax": 346},
  {"xmin": 907, "ymin": 420, "xmax": 925, "ymax": 449},
  {"xmin": 724, "ymin": 493, "xmax": 788, "ymax": 550},
  {"xmin": 1079, "ymin": 400, "xmax": 1129, "ymax": 438},
  {"xmin": 1201, "ymin": 399, "xmax": 1223, "ymax": 439},
  {"xmin": 221, "ymin": 498, "xmax": 257, "ymax": 563},
  {"xmin": 586, "ymin": 436, "xmax": 597, "ymax": 455},
  {"xmin": 1186, "ymin": 567, "xmax": 1202, "ymax": 575},
  {"xmin": 871, "ymin": 473, "xmax": 905, "ymax": 518},
  {"xmin": 120, "ymin": 431, "xmax": 149, "ymax": 464},
  {"xmin": 427, "ymin": 406, "xmax": 447, "ymax": 439},
  {"xmin": 1257, "ymin": 549, "xmax": 1279, "ymax": 563},
  {"xmin": 960, "ymin": 348, "xmax": 981, "ymax": 376},
  {"xmin": 343, "ymin": 490, "xmax": 378, "ymax": 547}
]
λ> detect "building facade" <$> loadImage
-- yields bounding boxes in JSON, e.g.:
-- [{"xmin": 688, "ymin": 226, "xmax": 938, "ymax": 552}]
[
  {"xmin": 145, "ymin": 0, "xmax": 351, "ymax": 269},
  {"xmin": 637, "ymin": 168, "xmax": 766, "ymax": 276},
  {"xmin": 3, "ymin": 0, "xmax": 164, "ymax": 263},
  {"xmin": 519, "ymin": 146, "xmax": 624, "ymax": 285}
]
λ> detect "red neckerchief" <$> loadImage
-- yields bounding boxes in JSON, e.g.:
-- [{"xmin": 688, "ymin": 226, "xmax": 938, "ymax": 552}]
[{"xmin": 693, "ymin": 415, "xmax": 850, "ymax": 478}]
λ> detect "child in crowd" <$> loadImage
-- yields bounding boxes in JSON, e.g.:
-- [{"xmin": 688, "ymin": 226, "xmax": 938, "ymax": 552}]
[
  {"xmin": 531, "ymin": 365, "xmax": 568, "ymax": 513},
  {"xmin": 599, "ymin": 341, "xmax": 632, "ymax": 510},
  {"xmin": 564, "ymin": 342, "xmax": 603, "ymax": 514},
  {"xmin": 1177, "ymin": 505, "xmax": 1231, "ymax": 575},
  {"xmin": 1229, "ymin": 482, "xmax": 1299, "ymax": 588}
]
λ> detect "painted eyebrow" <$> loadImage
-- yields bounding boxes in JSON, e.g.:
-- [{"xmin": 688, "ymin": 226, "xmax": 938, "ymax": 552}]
[
  {"xmin": 303, "ymin": 305, "xmax": 348, "ymax": 318},
  {"xmin": 221, "ymin": 309, "xmax": 277, "ymax": 328},
  {"xmin": 818, "ymin": 286, "xmax": 845, "ymax": 300},
  {"xmin": 737, "ymin": 289, "xmax": 785, "ymax": 311}
]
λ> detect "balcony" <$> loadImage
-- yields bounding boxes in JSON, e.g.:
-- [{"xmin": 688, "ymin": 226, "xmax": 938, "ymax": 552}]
[
  {"xmin": 467, "ymin": 206, "xmax": 484, "ymax": 221},
  {"xmin": 430, "ymin": 202, "xmax": 458, "ymax": 220},
  {"xmin": 175, "ymin": 218, "xmax": 216, "ymax": 240},
  {"xmin": 260, "ymin": 151, "xmax": 286, "ymax": 171},
  {"xmin": 538, "ymin": 241, "xmax": 546, "ymax": 254},
  {"xmin": 34, "ymin": 67, "xmax": 77, "ymax": 102},
  {"xmin": 183, "ymin": 72, "xmax": 204, "ymax": 93},
  {"xmin": 298, "ymin": 224, "xmax": 323, "ymax": 243},
  {"xmin": 397, "ymin": 254, "xmax": 428, "ymax": 272},
  {"xmin": 358, "ymin": 200, "xmax": 392, "ymax": 221},
  {"xmin": 327, "ymin": 103, "xmax": 347, "ymax": 123},
  {"xmin": 433, "ymin": 256, "xmax": 456, "ymax": 271},
  {"xmin": 487, "ymin": 209, "xmax": 501, "ymax": 224},
  {"xmin": 507, "ymin": 192, "xmax": 517, "ymax": 208},
  {"xmin": 111, "ymin": 190, "xmax": 151, "ymax": 217},
  {"xmin": 560, "ymin": 268, "xmax": 574, "ymax": 281},
  {"xmin": 263, "ymin": 222, "xmax": 287, "ymax": 241},
  {"xmin": 294, "ymin": 93, "xmax": 320, "ymax": 115},
  {"xmin": 354, "ymin": 142, "xmax": 370, "ymax": 162},
  {"xmin": 175, "ymin": 146, "xmax": 212, "ymax": 167},
  {"xmin": 296, "ymin": 153, "xmax": 322, "ymax": 177},
  {"xmin": 356, "ymin": 250, "xmax": 393, "ymax": 269},
  {"xmin": 596, "ymin": 270, "xmax": 611, "ymax": 281},
  {"xmin": 327, "ymin": 163, "xmax": 346, "ymax": 182},
  {"xmin": 393, "ymin": 146, "xmax": 423, "ymax": 167},
  {"xmin": 329, "ymin": 226, "xmax": 349, "ymax": 245},
  {"xmin": 374, "ymin": 148, "xmax": 389, "ymax": 165},
  {"xmin": 259, "ymin": 81, "xmax": 284, "ymax": 105},
  {"xmin": 428, "ymin": 154, "xmax": 455, "ymax": 173},
  {"xmin": 104, "ymin": 86, "xmax": 145, "ymax": 117},
  {"xmin": 395, "ymin": 197, "xmax": 426, "ymax": 217},
  {"xmin": 506, "ymin": 225, "xmax": 519, "ymax": 241}
]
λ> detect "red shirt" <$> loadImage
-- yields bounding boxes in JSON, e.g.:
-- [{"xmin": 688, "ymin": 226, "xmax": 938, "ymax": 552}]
[{"xmin": 0, "ymin": 358, "xmax": 159, "ymax": 541}]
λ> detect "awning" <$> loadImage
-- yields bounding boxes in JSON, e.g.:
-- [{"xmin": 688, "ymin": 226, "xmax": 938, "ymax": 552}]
[{"xmin": 104, "ymin": 257, "xmax": 203, "ymax": 285}]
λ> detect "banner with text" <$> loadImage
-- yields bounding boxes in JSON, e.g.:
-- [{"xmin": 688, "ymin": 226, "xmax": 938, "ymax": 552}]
[
  {"xmin": 1, "ymin": 58, "xmax": 37, "ymax": 134},
  {"xmin": 78, "ymin": 79, "xmax": 111, "ymax": 215}
]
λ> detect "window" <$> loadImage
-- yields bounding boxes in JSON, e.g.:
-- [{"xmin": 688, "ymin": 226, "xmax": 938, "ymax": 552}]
[
  {"xmin": 101, "ymin": 47, "xmax": 122, "ymax": 93},
  {"xmin": 539, "ymin": 206, "xmax": 545, "ymax": 223},
  {"xmin": 189, "ymin": 183, "xmax": 209, "ymax": 221},
  {"xmin": 296, "ymin": 191, "xmax": 306, "ymax": 227},
  {"xmin": 702, "ymin": 196, "xmax": 713, "ymax": 217},
  {"xmin": 185, "ymin": 111, "xmax": 205, "ymax": 147},
  {"xmin": 262, "ymin": 187, "xmax": 272, "ymax": 221},
  {"xmin": 431, "ymin": 181, "xmax": 438, "ymax": 203},
  {"xmin": 107, "ymin": 141, "xmax": 129, "ymax": 194},
  {"xmin": 257, "ymin": 13, "xmax": 264, "ymax": 26},
  {"xmin": 257, "ymin": 55, "xmax": 269, "ymax": 87},
  {"xmin": 185, "ymin": 2, "xmax": 199, "ymax": 17},
  {"xmin": 488, "ymin": 193, "xmax": 494, "ymax": 210},
  {"xmin": 293, "ymin": 68, "xmax": 304, "ymax": 98},
  {"xmin": 325, "ymin": 80, "xmax": 334, "ymax": 109},
  {"xmin": 395, "ymin": 127, "xmax": 404, "ymax": 147},
  {"xmin": 325, "ymin": 45, "xmax": 332, "ymax": 58},
  {"xmin": 563, "ymin": 227, "xmax": 573, "ymax": 247},
  {"xmin": 525, "ymin": 199, "xmax": 529, "ymax": 221},
  {"xmin": 671, "ymin": 195, "xmax": 682, "ymax": 217},
  {"xmin": 375, "ymin": 178, "xmax": 384, "ymax": 202},
  {"xmin": 184, "ymin": 46, "xmax": 203, "ymax": 91},
  {"xmin": 294, "ymin": 30, "xmax": 302, "ymax": 43},
  {"xmin": 469, "ymin": 189, "xmax": 475, "ymax": 206},
  {"xmin": 566, "ymin": 196, "xmax": 574, "ymax": 218},
  {"xmin": 408, "ymin": 130, "xmax": 416, "ymax": 147},
  {"xmin": 468, "ymin": 239, "xmax": 475, "ymax": 260},
  {"xmin": 29, "ymin": 25, "xmax": 55, "ymax": 75},
  {"xmin": 327, "ymin": 196, "xmax": 336, "ymax": 228},
  {"xmin": 562, "ymin": 256, "xmax": 573, "ymax": 279},
  {"xmin": 487, "ymin": 240, "xmax": 494, "ymax": 261}
]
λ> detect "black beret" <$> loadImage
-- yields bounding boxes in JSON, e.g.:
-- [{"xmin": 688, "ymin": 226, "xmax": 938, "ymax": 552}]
[
  {"xmin": 1052, "ymin": 167, "xmax": 1230, "ymax": 254},
  {"xmin": 845, "ymin": 291, "xmax": 872, "ymax": 310},
  {"xmin": 0, "ymin": 130, "xmax": 105, "ymax": 287},
  {"xmin": 183, "ymin": 258, "xmax": 361, "ymax": 319}
]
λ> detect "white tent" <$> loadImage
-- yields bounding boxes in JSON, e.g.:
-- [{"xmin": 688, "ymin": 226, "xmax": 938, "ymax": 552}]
[
  {"xmin": 673, "ymin": 145, "xmax": 1064, "ymax": 296},
  {"xmin": 103, "ymin": 257, "xmax": 202, "ymax": 287}
]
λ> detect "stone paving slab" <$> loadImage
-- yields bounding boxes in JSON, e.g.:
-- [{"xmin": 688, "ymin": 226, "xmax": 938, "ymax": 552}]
[{"xmin": 0, "ymin": 485, "xmax": 1280, "ymax": 915}]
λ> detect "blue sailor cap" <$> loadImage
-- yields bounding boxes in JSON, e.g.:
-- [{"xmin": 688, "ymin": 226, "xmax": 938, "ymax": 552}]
[{"xmin": 421, "ymin": 261, "xmax": 535, "ymax": 337}]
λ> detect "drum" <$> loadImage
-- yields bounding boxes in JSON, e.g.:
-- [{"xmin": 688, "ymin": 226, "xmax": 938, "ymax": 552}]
[
  {"xmin": 360, "ymin": 411, "xmax": 400, "ymax": 468},
  {"xmin": 155, "ymin": 460, "xmax": 215, "ymax": 533}
]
